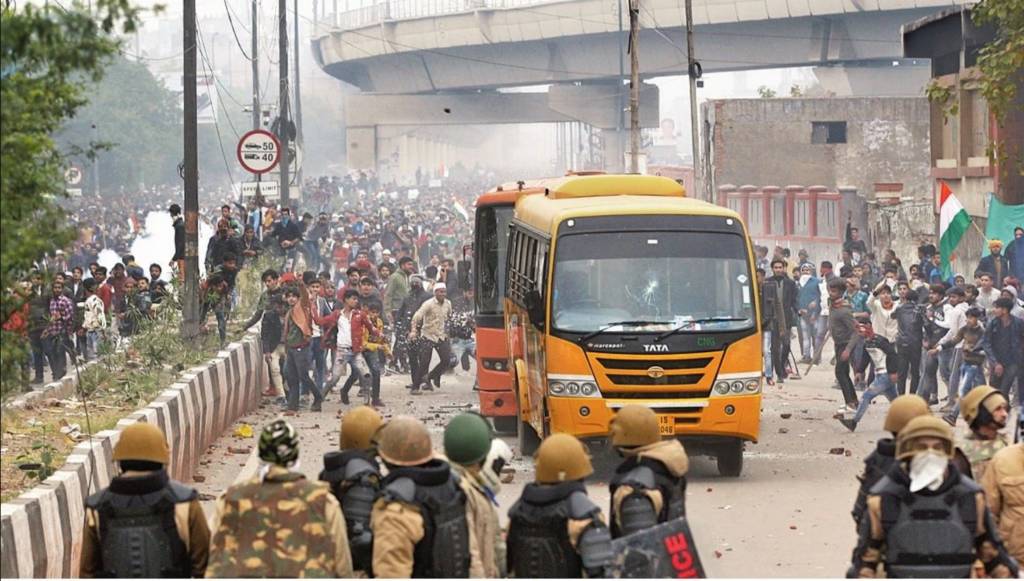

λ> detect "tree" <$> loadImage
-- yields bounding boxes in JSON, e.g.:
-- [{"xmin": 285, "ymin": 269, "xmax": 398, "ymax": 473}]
[
  {"xmin": 59, "ymin": 56, "xmax": 181, "ymax": 191},
  {"xmin": 757, "ymin": 86, "xmax": 777, "ymax": 99},
  {"xmin": 1, "ymin": 0, "xmax": 142, "ymax": 398}
]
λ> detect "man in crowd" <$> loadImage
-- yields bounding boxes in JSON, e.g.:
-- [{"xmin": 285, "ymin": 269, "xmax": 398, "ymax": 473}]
[
  {"xmin": 763, "ymin": 259, "xmax": 798, "ymax": 385},
  {"xmin": 977, "ymin": 240, "xmax": 1009, "ymax": 286},
  {"xmin": 983, "ymin": 298, "xmax": 1023, "ymax": 401},
  {"xmin": 408, "ymin": 281, "xmax": 454, "ymax": 394}
]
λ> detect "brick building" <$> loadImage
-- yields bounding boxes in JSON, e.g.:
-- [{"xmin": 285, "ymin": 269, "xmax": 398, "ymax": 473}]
[{"xmin": 700, "ymin": 97, "xmax": 933, "ymax": 264}]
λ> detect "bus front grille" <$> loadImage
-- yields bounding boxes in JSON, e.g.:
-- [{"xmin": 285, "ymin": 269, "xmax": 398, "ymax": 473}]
[
  {"xmin": 605, "ymin": 374, "xmax": 702, "ymax": 386},
  {"xmin": 597, "ymin": 357, "xmax": 713, "ymax": 370}
]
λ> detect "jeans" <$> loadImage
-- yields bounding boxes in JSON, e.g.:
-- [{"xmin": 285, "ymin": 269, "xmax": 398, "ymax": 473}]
[
  {"xmin": 363, "ymin": 350, "xmax": 383, "ymax": 402},
  {"xmin": 285, "ymin": 345, "xmax": 322, "ymax": 410},
  {"xmin": 799, "ymin": 315, "xmax": 817, "ymax": 360},
  {"xmin": 835, "ymin": 342, "xmax": 858, "ymax": 407},
  {"xmin": 991, "ymin": 362, "xmax": 1020, "ymax": 403},
  {"xmin": 895, "ymin": 341, "xmax": 922, "ymax": 395},
  {"xmin": 762, "ymin": 331, "xmax": 773, "ymax": 380},
  {"xmin": 214, "ymin": 309, "xmax": 229, "ymax": 345},
  {"xmin": 339, "ymin": 349, "xmax": 372, "ymax": 397},
  {"xmin": 265, "ymin": 345, "xmax": 285, "ymax": 393},
  {"xmin": 451, "ymin": 338, "xmax": 476, "ymax": 370},
  {"xmin": 852, "ymin": 372, "xmax": 898, "ymax": 424},
  {"xmin": 813, "ymin": 314, "xmax": 829, "ymax": 363},
  {"xmin": 919, "ymin": 349, "xmax": 941, "ymax": 403},
  {"xmin": 303, "ymin": 240, "xmax": 320, "ymax": 272},
  {"xmin": 43, "ymin": 334, "xmax": 69, "ymax": 380},
  {"xmin": 415, "ymin": 338, "xmax": 453, "ymax": 389},
  {"xmin": 85, "ymin": 330, "xmax": 102, "ymax": 361},
  {"xmin": 311, "ymin": 338, "xmax": 326, "ymax": 392},
  {"xmin": 29, "ymin": 332, "xmax": 46, "ymax": 381},
  {"xmin": 770, "ymin": 325, "xmax": 791, "ymax": 381},
  {"xmin": 946, "ymin": 362, "xmax": 986, "ymax": 421},
  {"xmin": 939, "ymin": 348, "xmax": 962, "ymax": 403}
]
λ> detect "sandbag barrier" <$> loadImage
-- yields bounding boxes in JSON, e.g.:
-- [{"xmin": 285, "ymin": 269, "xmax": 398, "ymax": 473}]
[{"xmin": 0, "ymin": 332, "xmax": 264, "ymax": 578}]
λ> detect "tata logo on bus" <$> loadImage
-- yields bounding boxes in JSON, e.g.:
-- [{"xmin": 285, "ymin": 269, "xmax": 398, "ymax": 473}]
[{"xmin": 643, "ymin": 344, "xmax": 670, "ymax": 353}]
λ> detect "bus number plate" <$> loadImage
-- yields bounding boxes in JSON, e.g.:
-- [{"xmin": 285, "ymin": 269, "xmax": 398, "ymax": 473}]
[{"xmin": 658, "ymin": 415, "xmax": 675, "ymax": 435}]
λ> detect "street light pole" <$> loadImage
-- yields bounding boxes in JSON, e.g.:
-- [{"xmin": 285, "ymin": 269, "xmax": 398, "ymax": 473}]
[
  {"xmin": 294, "ymin": 0, "xmax": 304, "ymax": 186},
  {"xmin": 251, "ymin": 0, "xmax": 260, "ymax": 131},
  {"xmin": 91, "ymin": 122, "xmax": 100, "ymax": 195},
  {"xmin": 182, "ymin": 0, "xmax": 201, "ymax": 339},
  {"xmin": 278, "ymin": 0, "xmax": 291, "ymax": 207}
]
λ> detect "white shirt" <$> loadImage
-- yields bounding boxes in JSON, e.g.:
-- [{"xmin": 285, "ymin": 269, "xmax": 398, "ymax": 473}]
[
  {"xmin": 82, "ymin": 295, "xmax": 107, "ymax": 331},
  {"xmin": 867, "ymin": 295, "xmax": 899, "ymax": 343},
  {"xmin": 336, "ymin": 308, "xmax": 353, "ymax": 351},
  {"xmin": 940, "ymin": 302, "xmax": 967, "ymax": 347}
]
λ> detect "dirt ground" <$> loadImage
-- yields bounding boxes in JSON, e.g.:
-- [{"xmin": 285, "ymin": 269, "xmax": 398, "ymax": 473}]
[{"xmin": 192, "ymin": 345, "xmax": 910, "ymax": 578}]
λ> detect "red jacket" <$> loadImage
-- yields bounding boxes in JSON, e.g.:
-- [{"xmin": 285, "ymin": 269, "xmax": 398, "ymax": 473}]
[
  {"xmin": 350, "ymin": 309, "xmax": 367, "ymax": 353},
  {"xmin": 2, "ymin": 301, "xmax": 29, "ymax": 337},
  {"xmin": 97, "ymin": 283, "xmax": 114, "ymax": 314}
]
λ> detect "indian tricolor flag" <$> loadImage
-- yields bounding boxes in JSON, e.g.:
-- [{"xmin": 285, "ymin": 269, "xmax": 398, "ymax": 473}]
[{"xmin": 939, "ymin": 180, "xmax": 971, "ymax": 279}]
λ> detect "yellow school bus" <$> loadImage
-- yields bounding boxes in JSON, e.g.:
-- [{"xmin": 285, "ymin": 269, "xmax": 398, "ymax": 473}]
[{"xmin": 503, "ymin": 174, "xmax": 762, "ymax": 476}]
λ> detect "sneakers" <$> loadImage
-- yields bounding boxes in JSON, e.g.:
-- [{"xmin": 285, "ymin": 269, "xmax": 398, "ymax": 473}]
[
  {"xmin": 765, "ymin": 377, "xmax": 775, "ymax": 386},
  {"xmin": 371, "ymin": 399, "xmax": 385, "ymax": 408},
  {"xmin": 340, "ymin": 393, "xmax": 350, "ymax": 405},
  {"xmin": 839, "ymin": 418, "xmax": 858, "ymax": 432},
  {"xmin": 311, "ymin": 401, "xmax": 323, "ymax": 412}
]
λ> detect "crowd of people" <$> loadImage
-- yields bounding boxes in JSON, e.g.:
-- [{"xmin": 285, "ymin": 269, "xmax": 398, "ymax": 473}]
[{"xmin": 755, "ymin": 222, "xmax": 1024, "ymax": 430}]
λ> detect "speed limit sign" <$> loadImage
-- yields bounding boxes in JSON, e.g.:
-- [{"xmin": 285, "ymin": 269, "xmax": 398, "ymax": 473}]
[
  {"xmin": 65, "ymin": 166, "xmax": 83, "ymax": 186},
  {"xmin": 236, "ymin": 129, "xmax": 281, "ymax": 174}
]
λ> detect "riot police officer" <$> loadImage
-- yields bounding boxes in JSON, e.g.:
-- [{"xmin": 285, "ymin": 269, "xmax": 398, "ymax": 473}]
[
  {"xmin": 370, "ymin": 416, "xmax": 481, "ymax": 578},
  {"xmin": 849, "ymin": 415, "xmax": 1019, "ymax": 578},
  {"xmin": 80, "ymin": 423, "xmax": 210, "ymax": 578},
  {"xmin": 506, "ymin": 433, "xmax": 613, "ymax": 578},
  {"xmin": 608, "ymin": 405, "xmax": 690, "ymax": 538},
  {"xmin": 320, "ymin": 405, "xmax": 384, "ymax": 575},
  {"xmin": 956, "ymin": 385, "xmax": 1011, "ymax": 482},
  {"xmin": 850, "ymin": 394, "xmax": 929, "ymax": 527},
  {"xmin": 443, "ymin": 412, "xmax": 510, "ymax": 578}
]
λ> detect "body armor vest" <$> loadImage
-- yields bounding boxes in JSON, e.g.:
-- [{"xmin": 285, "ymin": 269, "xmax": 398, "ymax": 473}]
[
  {"xmin": 382, "ymin": 460, "xmax": 471, "ymax": 578},
  {"xmin": 85, "ymin": 470, "xmax": 194, "ymax": 578},
  {"xmin": 609, "ymin": 456, "xmax": 686, "ymax": 538},
  {"xmin": 852, "ymin": 438, "xmax": 896, "ymax": 526},
  {"xmin": 507, "ymin": 481, "xmax": 591, "ymax": 578},
  {"xmin": 875, "ymin": 472, "xmax": 979, "ymax": 578},
  {"xmin": 320, "ymin": 450, "xmax": 380, "ymax": 573}
]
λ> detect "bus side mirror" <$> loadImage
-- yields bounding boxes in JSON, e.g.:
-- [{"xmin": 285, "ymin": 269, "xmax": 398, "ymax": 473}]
[
  {"xmin": 525, "ymin": 289, "xmax": 545, "ymax": 330},
  {"xmin": 457, "ymin": 259, "xmax": 471, "ymax": 292}
]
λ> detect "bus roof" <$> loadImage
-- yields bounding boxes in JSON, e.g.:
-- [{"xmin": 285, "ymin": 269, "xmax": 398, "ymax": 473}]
[
  {"xmin": 482, "ymin": 173, "xmax": 685, "ymax": 208},
  {"xmin": 515, "ymin": 191, "xmax": 742, "ymax": 235}
]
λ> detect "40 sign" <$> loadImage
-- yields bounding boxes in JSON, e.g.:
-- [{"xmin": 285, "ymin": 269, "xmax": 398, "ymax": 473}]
[{"xmin": 236, "ymin": 129, "xmax": 281, "ymax": 174}]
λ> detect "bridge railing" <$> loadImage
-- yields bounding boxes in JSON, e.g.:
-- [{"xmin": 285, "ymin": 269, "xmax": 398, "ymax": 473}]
[{"xmin": 321, "ymin": 0, "xmax": 557, "ymax": 32}]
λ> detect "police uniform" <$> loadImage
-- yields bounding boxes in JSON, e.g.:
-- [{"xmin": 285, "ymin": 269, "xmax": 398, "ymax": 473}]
[
  {"xmin": 609, "ymin": 439, "xmax": 689, "ymax": 538},
  {"xmin": 80, "ymin": 470, "xmax": 210, "ymax": 578},
  {"xmin": 320, "ymin": 449, "xmax": 380, "ymax": 575},
  {"xmin": 506, "ymin": 433, "xmax": 613, "ymax": 578},
  {"xmin": 980, "ymin": 443, "xmax": 1024, "ymax": 563}
]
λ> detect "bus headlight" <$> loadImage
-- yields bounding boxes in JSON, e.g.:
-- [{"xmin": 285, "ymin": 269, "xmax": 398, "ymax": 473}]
[
  {"xmin": 482, "ymin": 358, "xmax": 508, "ymax": 371},
  {"xmin": 712, "ymin": 375, "xmax": 762, "ymax": 396},
  {"xmin": 548, "ymin": 376, "xmax": 601, "ymax": 398}
]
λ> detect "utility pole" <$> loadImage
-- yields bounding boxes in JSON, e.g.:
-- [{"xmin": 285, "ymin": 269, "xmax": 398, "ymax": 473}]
[
  {"xmin": 685, "ymin": 0, "xmax": 702, "ymax": 199},
  {"xmin": 251, "ymin": 0, "xmax": 260, "ymax": 131},
  {"xmin": 91, "ymin": 123, "xmax": 100, "ymax": 195},
  {"xmin": 628, "ymin": 0, "xmax": 640, "ymax": 174},
  {"xmin": 293, "ymin": 0, "xmax": 304, "ymax": 186},
  {"xmin": 616, "ymin": 0, "xmax": 625, "ymax": 173},
  {"xmin": 182, "ymin": 0, "xmax": 201, "ymax": 339},
  {"xmin": 278, "ymin": 0, "xmax": 291, "ymax": 207}
]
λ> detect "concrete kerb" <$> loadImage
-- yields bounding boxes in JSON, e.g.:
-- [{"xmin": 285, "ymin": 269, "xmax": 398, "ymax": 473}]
[{"xmin": 0, "ymin": 330, "xmax": 265, "ymax": 579}]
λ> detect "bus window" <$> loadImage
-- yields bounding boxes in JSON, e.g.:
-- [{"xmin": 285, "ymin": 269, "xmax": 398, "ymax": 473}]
[
  {"xmin": 476, "ymin": 205, "xmax": 514, "ymax": 315},
  {"xmin": 551, "ymin": 231, "xmax": 754, "ymax": 333}
]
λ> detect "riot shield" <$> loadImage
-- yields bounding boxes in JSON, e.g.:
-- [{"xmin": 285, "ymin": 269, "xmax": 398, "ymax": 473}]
[{"xmin": 610, "ymin": 517, "xmax": 706, "ymax": 578}]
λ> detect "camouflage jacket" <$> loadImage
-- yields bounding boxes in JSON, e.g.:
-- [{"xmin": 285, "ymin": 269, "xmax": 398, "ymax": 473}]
[
  {"xmin": 960, "ymin": 433, "xmax": 1010, "ymax": 484},
  {"xmin": 206, "ymin": 466, "xmax": 353, "ymax": 578}
]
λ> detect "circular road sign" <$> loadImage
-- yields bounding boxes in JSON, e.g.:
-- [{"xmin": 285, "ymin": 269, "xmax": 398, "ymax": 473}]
[
  {"xmin": 65, "ymin": 166, "xmax": 83, "ymax": 186},
  {"xmin": 236, "ymin": 129, "xmax": 281, "ymax": 174}
]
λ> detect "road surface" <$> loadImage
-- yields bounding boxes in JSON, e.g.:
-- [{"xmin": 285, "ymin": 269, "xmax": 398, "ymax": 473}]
[{"xmin": 191, "ymin": 355, "xmax": 884, "ymax": 577}]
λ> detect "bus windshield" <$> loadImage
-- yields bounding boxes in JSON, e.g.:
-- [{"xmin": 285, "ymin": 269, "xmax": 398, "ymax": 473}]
[
  {"xmin": 476, "ymin": 204, "xmax": 514, "ymax": 315},
  {"xmin": 551, "ymin": 230, "xmax": 755, "ymax": 333}
]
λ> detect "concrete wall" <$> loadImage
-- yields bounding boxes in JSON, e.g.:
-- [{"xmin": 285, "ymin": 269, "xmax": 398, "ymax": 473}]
[
  {"xmin": 0, "ymin": 334, "xmax": 264, "ymax": 578},
  {"xmin": 703, "ymin": 96, "xmax": 933, "ymax": 257}
]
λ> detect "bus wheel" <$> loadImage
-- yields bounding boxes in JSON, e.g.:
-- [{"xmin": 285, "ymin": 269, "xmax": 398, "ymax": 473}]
[
  {"xmin": 716, "ymin": 439, "xmax": 744, "ymax": 477},
  {"xmin": 492, "ymin": 416, "xmax": 518, "ymax": 435},
  {"xmin": 517, "ymin": 419, "xmax": 541, "ymax": 457}
]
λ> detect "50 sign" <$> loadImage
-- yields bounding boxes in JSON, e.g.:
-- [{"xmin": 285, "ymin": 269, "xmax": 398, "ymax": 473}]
[{"xmin": 236, "ymin": 130, "xmax": 281, "ymax": 174}]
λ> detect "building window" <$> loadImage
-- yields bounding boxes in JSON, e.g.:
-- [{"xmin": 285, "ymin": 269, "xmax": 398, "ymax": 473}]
[
  {"xmin": 811, "ymin": 121, "xmax": 847, "ymax": 144},
  {"xmin": 727, "ymin": 197, "xmax": 744, "ymax": 218},
  {"xmin": 793, "ymin": 198, "xmax": 810, "ymax": 236},
  {"xmin": 816, "ymin": 198, "xmax": 839, "ymax": 238},
  {"xmin": 770, "ymin": 196, "xmax": 786, "ymax": 235},
  {"xmin": 748, "ymin": 199, "xmax": 764, "ymax": 235}
]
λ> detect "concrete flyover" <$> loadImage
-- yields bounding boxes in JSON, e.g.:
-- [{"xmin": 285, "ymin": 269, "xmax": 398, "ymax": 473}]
[{"xmin": 312, "ymin": 0, "xmax": 963, "ymax": 172}]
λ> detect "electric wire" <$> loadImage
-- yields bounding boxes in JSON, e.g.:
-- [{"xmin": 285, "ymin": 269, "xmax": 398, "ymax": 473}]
[{"xmin": 223, "ymin": 0, "xmax": 254, "ymax": 61}]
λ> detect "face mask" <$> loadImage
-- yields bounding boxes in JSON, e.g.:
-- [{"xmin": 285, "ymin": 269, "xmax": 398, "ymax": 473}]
[
  {"xmin": 908, "ymin": 450, "xmax": 947, "ymax": 492},
  {"xmin": 799, "ymin": 274, "xmax": 812, "ymax": 286}
]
